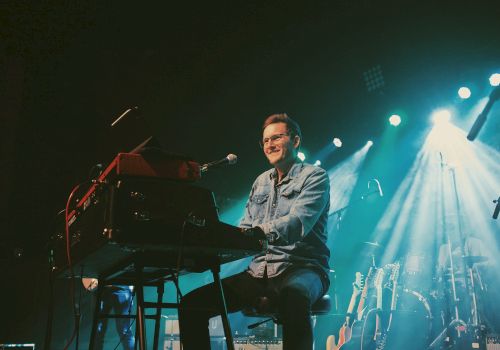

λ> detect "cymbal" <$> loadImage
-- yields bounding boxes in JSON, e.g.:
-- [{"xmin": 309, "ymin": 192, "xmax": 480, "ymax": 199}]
[
  {"xmin": 360, "ymin": 241, "xmax": 384, "ymax": 249},
  {"xmin": 462, "ymin": 255, "xmax": 488, "ymax": 265},
  {"xmin": 356, "ymin": 241, "xmax": 384, "ymax": 256}
]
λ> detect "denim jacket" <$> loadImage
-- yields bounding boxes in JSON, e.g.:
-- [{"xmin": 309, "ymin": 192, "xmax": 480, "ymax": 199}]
[{"xmin": 240, "ymin": 161, "xmax": 330, "ymax": 287}]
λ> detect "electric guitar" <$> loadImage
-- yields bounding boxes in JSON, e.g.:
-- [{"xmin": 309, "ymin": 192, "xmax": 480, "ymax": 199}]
[
  {"xmin": 326, "ymin": 272, "xmax": 363, "ymax": 350},
  {"xmin": 356, "ymin": 266, "xmax": 374, "ymax": 322},
  {"xmin": 386, "ymin": 262, "xmax": 400, "ymax": 333},
  {"xmin": 372, "ymin": 267, "xmax": 386, "ymax": 350}
]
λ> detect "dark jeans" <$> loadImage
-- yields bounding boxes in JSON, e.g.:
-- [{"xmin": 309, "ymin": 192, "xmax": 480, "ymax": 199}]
[
  {"xmin": 178, "ymin": 268, "xmax": 325, "ymax": 350},
  {"xmin": 95, "ymin": 286, "xmax": 135, "ymax": 350}
]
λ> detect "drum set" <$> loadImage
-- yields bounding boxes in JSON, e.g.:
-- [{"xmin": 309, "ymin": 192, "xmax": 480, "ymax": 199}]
[{"xmin": 327, "ymin": 241, "xmax": 491, "ymax": 350}]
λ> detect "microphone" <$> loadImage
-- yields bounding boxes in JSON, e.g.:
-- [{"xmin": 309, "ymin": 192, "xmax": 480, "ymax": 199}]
[
  {"xmin": 201, "ymin": 154, "xmax": 237, "ymax": 173},
  {"xmin": 368, "ymin": 178, "xmax": 383, "ymax": 197},
  {"xmin": 467, "ymin": 86, "xmax": 500, "ymax": 141},
  {"xmin": 493, "ymin": 197, "xmax": 500, "ymax": 220},
  {"xmin": 111, "ymin": 106, "xmax": 140, "ymax": 127}
]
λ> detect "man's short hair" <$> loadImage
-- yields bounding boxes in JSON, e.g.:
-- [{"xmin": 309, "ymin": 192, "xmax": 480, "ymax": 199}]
[{"xmin": 262, "ymin": 113, "xmax": 302, "ymax": 141}]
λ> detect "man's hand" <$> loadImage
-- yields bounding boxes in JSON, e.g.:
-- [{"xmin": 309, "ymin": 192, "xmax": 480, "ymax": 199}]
[
  {"xmin": 241, "ymin": 227, "xmax": 268, "ymax": 249},
  {"xmin": 82, "ymin": 277, "xmax": 98, "ymax": 291}
]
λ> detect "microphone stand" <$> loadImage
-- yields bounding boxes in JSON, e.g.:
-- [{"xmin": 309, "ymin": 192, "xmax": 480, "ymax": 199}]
[
  {"xmin": 428, "ymin": 155, "xmax": 466, "ymax": 349},
  {"xmin": 328, "ymin": 187, "xmax": 382, "ymax": 230},
  {"xmin": 429, "ymin": 155, "xmax": 487, "ymax": 349}
]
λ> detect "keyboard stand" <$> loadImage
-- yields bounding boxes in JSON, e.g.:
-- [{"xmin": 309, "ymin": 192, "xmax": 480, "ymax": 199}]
[{"xmin": 88, "ymin": 252, "xmax": 235, "ymax": 350}]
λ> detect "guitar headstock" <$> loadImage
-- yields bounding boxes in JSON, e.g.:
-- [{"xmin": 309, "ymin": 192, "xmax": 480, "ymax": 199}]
[
  {"xmin": 352, "ymin": 271, "xmax": 363, "ymax": 295},
  {"xmin": 389, "ymin": 262, "xmax": 400, "ymax": 283},
  {"xmin": 374, "ymin": 267, "xmax": 385, "ymax": 290}
]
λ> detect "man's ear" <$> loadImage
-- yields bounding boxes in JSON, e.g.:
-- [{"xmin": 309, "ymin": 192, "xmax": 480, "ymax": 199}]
[{"xmin": 293, "ymin": 135, "xmax": 301, "ymax": 149}]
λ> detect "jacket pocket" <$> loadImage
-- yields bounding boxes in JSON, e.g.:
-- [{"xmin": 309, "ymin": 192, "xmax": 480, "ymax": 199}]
[{"xmin": 250, "ymin": 193, "xmax": 269, "ymax": 220}]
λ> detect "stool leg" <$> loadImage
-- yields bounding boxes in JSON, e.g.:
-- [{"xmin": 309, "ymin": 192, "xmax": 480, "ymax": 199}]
[
  {"xmin": 135, "ymin": 265, "xmax": 147, "ymax": 350},
  {"xmin": 153, "ymin": 281, "xmax": 164, "ymax": 350},
  {"xmin": 211, "ymin": 265, "xmax": 234, "ymax": 350}
]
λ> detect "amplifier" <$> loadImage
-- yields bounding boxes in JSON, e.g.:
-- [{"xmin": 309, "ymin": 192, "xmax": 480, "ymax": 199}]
[
  {"xmin": 233, "ymin": 339, "xmax": 283, "ymax": 350},
  {"xmin": 487, "ymin": 334, "xmax": 500, "ymax": 350},
  {"xmin": 162, "ymin": 339, "xmax": 283, "ymax": 350}
]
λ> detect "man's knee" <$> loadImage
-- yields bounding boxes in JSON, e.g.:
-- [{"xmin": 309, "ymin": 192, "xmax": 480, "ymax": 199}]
[{"xmin": 278, "ymin": 285, "xmax": 312, "ymax": 315}]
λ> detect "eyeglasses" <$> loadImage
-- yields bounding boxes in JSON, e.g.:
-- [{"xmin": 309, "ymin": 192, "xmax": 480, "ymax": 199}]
[{"xmin": 259, "ymin": 133, "xmax": 290, "ymax": 148}]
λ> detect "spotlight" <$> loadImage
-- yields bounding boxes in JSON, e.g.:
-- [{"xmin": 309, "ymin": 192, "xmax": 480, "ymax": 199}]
[
  {"xmin": 432, "ymin": 109, "xmax": 451, "ymax": 125},
  {"xmin": 314, "ymin": 160, "xmax": 321, "ymax": 166},
  {"xmin": 333, "ymin": 138, "xmax": 343, "ymax": 148},
  {"xmin": 298, "ymin": 152, "xmax": 306, "ymax": 161},
  {"xmin": 489, "ymin": 73, "xmax": 500, "ymax": 87},
  {"xmin": 388, "ymin": 114, "xmax": 401, "ymax": 126},
  {"xmin": 367, "ymin": 140, "xmax": 374, "ymax": 147},
  {"xmin": 458, "ymin": 87, "xmax": 471, "ymax": 99}
]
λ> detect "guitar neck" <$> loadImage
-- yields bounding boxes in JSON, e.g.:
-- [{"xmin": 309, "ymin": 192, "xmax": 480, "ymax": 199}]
[{"xmin": 356, "ymin": 268, "xmax": 373, "ymax": 320}]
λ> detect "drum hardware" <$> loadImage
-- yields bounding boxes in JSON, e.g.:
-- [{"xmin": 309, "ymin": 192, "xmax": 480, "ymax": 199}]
[
  {"xmin": 428, "ymin": 154, "xmax": 490, "ymax": 349},
  {"xmin": 356, "ymin": 241, "xmax": 384, "ymax": 268},
  {"xmin": 463, "ymin": 255, "xmax": 488, "ymax": 328},
  {"xmin": 462, "ymin": 255, "xmax": 488, "ymax": 265}
]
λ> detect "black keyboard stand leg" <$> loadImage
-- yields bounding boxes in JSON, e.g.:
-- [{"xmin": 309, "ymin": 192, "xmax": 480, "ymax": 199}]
[
  {"xmin": 210, "ymin": 265, "xmax": 234, "ymax": 350},
  {"xmin": 153, "ymin": 281, "xmax": 164, "ymax": 350},
  {"xmin": 135, "ymin": 264, "xmax": 147, "ymax": 350}
]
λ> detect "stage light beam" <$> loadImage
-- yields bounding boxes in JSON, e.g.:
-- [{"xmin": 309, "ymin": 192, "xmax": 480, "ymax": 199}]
[
  {"xmin": 432, "ymin": 109, "xmax": 451, "ymax": 125},
  {"xmin": 298, "ymin": 152, "xmax": 306, "ymax": 161},
  {"xmin": 333, "ymin": 138, "xmax": 342, "ymax": 148}
]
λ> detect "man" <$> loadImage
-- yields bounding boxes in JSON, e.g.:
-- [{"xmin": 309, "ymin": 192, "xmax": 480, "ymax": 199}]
[
  {"xmin": 179, "ymin": 113, "xmax": 330, "ymax": 349},
  {"xmin": 83, "ymin": 279, "xmax": 135, "ymax": 350}
]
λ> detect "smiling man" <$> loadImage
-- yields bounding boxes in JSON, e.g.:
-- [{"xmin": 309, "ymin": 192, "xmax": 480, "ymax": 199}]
[{"xmin": 179, "ymin": 113, "xmax": 331, "ymax": 350}]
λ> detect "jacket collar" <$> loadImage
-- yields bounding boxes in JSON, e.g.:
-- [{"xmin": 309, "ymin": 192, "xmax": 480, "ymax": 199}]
[{"xmin": 269, "ymin": 161, "xmax": 303, "ymax": 183}]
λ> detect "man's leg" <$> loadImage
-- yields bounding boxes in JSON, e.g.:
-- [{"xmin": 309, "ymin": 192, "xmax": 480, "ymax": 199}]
[
  {"xmin": 112, "ymin": 287, "xmax": 135, "ymax": 350},
  {"xmin": 94, "ymin": 288, "xmax": 112, "ymax": 350},
  {"xmin": 277, "ymin": 268, "xmax": 325, "ymax": 350},
  {"xmin": 179, "ymin": 271, "xmax": 264, "ymax": 350}
]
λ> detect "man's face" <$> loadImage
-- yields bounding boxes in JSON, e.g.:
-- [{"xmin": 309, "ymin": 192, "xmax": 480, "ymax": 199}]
[{"xmin": 262, "ymin": 122, "xmax": 299, "ymax": 167}]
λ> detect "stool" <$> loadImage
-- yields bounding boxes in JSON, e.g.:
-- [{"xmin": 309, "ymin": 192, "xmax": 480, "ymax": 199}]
[{"xmin": 243, "ymin": 294, "xmax": 331, "ymax": 329}]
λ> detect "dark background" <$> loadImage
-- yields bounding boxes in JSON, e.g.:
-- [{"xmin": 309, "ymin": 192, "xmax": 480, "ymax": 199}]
[{"xmin": 1, "ymin": 0, "xmax": 499, "ymax": 347}]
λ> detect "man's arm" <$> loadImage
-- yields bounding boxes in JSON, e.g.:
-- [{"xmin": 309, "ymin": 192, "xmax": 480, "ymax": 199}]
[{"xmin": 239, "ymin": 186, "xmax": 255, "ymax": 229}]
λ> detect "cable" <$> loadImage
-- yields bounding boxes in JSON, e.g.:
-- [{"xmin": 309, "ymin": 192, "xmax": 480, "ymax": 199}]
[
  {"xmin": 44, "ymin": 209, "xmax": 66, "ymax": 350},
  {"xmin": 62, "ymin": 182, "xmax": 85, "ymax": 350},
  {"xmin": 74, "ymin": 265, "xmax": 85, "ymax": 350},
  {"xmin": 62, "ymin": 163, "xmax": 105, "ymax": 349},
  {"xmin": 43, "ymin": 261, "xmax": 55, "ymax": 350}
]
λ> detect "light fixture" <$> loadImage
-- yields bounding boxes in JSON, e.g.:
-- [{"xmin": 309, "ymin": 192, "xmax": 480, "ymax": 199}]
[
  {"xmin": 458, "ymin": 87, "xmax": 471, "ymax": 99},
  {"xmin": 388, "ymin": 114, "xmax": 401, "ymax": 126}
]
